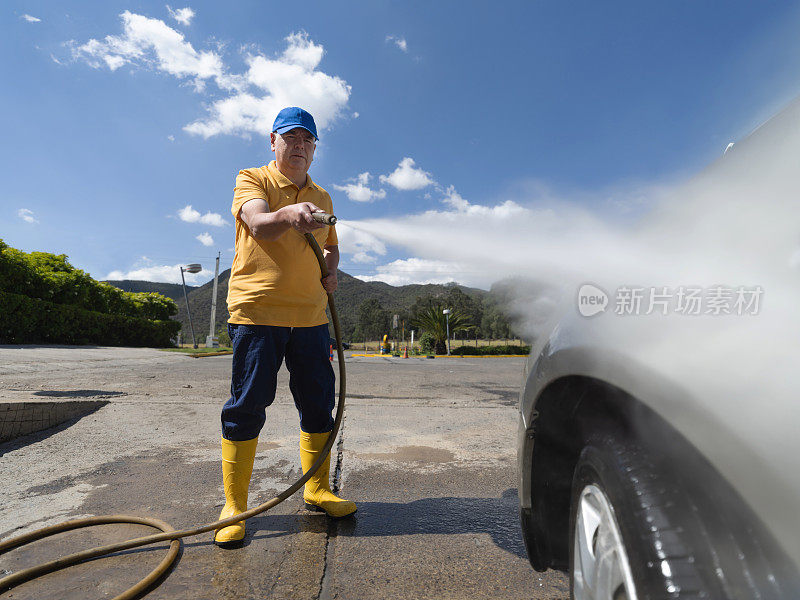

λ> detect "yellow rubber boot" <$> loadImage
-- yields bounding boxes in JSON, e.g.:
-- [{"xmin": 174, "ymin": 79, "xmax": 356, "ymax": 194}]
[
  {"xmin": 214, "ymin": 436, "xmax": 259, "ymax": 547},
  {"xmin": 299, "ymin": 431, "xmax": 357, "ymax": 518}
]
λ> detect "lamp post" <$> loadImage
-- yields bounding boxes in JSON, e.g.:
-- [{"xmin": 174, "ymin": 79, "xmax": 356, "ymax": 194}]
[
  {"xmin": 443, "ymin": 309, "xmax": 451, "ymax": 356},
  {"xmin": 206, "ymin": 252, "xmax": 220, "ymax": 348},
  {"xmin": 180, "ymin": 263, "xmax": 202, "ymax": 349}
]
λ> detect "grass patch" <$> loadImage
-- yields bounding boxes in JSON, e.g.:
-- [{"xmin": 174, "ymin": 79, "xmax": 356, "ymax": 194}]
[{"xmin": 451, "ymin": 344, "xmax": 530, "ymax": 356}]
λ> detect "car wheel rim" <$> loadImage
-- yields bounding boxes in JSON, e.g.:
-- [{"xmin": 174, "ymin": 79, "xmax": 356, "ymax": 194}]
[{"xmin": 573, "ymin": 483, "xmax": 638, "ymax": 600}]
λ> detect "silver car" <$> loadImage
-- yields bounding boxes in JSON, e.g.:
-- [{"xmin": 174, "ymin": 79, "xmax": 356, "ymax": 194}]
[{"xmin": 517, "ymin": 98, "xmax": 800, "ymax": 599}]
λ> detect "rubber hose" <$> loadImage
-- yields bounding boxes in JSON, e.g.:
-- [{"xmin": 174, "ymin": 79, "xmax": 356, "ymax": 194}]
[{"xmin": 0, "ymin": 232, "xmax": 347, "ymax": 600}]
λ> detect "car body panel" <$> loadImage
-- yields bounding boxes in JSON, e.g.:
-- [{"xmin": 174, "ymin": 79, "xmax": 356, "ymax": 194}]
[{"xmin": 519, "ymin": 308, "xmax": 800, "ymax": 571}]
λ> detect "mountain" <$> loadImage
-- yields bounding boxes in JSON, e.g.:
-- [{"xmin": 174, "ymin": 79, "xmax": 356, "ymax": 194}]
[
  {"xmin": 103, "ymin": 280, "xmax": 197, "ymax": 303},
  {"xmin": 107, "ymin": 269, "xmax": 488, "ymax": 343},
  {"xmin": 328, "ymin": 270, "xmax": 487, "ymax": 340}
]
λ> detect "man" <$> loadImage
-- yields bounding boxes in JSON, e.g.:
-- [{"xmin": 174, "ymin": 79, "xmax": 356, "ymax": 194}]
[{"xmin": 215, "ymin": 106, "xmax": 356, "ymax": 548}]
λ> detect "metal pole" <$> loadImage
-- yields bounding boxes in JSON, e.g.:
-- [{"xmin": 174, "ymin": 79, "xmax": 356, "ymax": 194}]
[
  {"xmin": 180, "ymin": 267, "xmax": 197, "ymax": 349},
  {"xmin": 206, "ymin": 252, "xmax": 220, "ymax": 347},
  {"xmin": 446, "ymin": 313, "xmax": 451, "ymax": 355}
]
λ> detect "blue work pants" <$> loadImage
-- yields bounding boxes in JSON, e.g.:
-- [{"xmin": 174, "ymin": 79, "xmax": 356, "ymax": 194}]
[{"xmin": 221, "ymin": 323, "xmax": 335, "ymax": 441}]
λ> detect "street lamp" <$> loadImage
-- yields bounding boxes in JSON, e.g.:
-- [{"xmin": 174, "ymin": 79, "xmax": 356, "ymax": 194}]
[
  {"xmin": 206, "ymin": 252, "xmax": 220, "ymax": 348},
  {"xmin": 443, "ymin": 309, "xmax": 452, "ymax": 356},
  {"xmin": 180, "ymin": 263, "xmax": 202, "ymax": 349}
]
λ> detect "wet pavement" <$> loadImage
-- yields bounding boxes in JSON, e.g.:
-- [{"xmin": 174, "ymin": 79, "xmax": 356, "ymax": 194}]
[{"xmin": 0, "ymin": 346, "xmax": 569, "ymax": 599}]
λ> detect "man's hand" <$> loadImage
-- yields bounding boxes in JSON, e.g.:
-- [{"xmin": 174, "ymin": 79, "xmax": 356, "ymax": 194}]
[
  {"xmin": 241, "ymin": 199, "xmax": 324, "ymax": 241},
  {"xmin": 282, "ymin": 202, "xmax": 326, "ymax": 234},
  {"xmin": 321, "ymin": 271, "xmax": 338, "ymax": 293}
]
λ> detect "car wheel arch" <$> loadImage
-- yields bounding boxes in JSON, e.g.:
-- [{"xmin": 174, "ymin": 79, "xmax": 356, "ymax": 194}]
[
  {"xmin": 524, "ymin": 375, "xmax": 638, "ymax": 571},
  {"xmin": 522, "ymin": 374, "xmax": 800, "ymax": 596}
]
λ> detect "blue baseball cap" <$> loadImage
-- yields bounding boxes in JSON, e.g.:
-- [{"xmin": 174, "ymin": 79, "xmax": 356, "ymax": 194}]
[{"xmin": 272, "ymin": 107, "xmax": 318, "ymax": 140}]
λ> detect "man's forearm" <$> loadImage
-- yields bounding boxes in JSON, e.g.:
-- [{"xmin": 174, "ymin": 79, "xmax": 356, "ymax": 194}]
[
  {"xmin": 248, "ymin": 207, "xmax": 292, "ymax": 241},
  {"xmin": 323, "ymin": 245, "xmax": 339, "ymax": 275},
  {"xmin": 242, "ymin": 201, "xmax": 324, "ymax": 242}
]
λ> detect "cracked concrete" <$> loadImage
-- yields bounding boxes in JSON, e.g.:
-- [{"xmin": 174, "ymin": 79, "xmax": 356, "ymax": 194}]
[{"xmin": 317, "ymin": 411, "xmax": 348, "ymax": 600}]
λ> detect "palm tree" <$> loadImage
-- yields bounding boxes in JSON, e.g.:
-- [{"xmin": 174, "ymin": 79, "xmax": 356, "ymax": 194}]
[{"xmin": 412, "ymin": 304, "xmax": 471, "ymax": 354}]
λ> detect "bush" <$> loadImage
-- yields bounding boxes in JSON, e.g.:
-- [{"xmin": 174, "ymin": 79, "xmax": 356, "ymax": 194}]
[
  {"xmin": 0, "ymin": 240, "xmax": 47, "ymax": 299},
  {"xmin": 450, "ymin": 344, "xmax": 531, "ymax": 356},
  {"xmin": 128, "ymin": 292, "xmax": 178, "ymax": 321},
  {"xmin": 217, "ymin": 329, "xmax": 231, "ymax": 347},
  {"xmin": 419, "ymin": 332, "xmax": 437, "ymax": 354},
  {"xmin": 0, "ymin": 240, "xmax": 177, "ymax": 320},
  {"xmin": 0, "ymin": 291, "xmax": 180, "ymax": 347}
]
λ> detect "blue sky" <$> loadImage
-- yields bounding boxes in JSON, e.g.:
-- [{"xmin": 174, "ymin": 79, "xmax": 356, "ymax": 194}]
[{"xmin": 3, "ymin": 1, "xmax": 800, "ymax": 286}]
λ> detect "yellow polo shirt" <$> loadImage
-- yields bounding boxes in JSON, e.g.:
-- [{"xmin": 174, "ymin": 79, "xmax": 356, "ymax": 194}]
[{"xmin": 226, "ymin": 161, "xmax": 338, "ymax": 327}]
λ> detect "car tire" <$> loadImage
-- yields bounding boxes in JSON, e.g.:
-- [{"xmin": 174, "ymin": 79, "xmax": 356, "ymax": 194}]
[{"xmin": 569, "ymin": 434, "xmax": 797, "ymax": 600}]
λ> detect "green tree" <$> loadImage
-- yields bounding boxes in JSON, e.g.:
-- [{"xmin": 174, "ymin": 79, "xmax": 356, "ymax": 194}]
[
  {"xmin": 409, "ymin": 294, "xmax": 440, "ymax": 319},
  {"xmin": 411, "ymin": 304, "xmax": 471, "ymax": 355},
  {"xmin": 410, "ymin": 289, "xmax": 484, "ymax": 338},
  {"xmin": 481, "ymin": 300, "xmax": 512, "ymax": 339},
  {"xmin": 356, "ymin": 298, "xmax": 389, "ymax": 342},
  {"xmin": 443, "ymin": 288, "xmax": 483, "ymax": 336}
]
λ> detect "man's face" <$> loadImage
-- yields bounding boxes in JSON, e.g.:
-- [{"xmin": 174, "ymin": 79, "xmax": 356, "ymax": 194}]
[{"xmin": 270, "ymin": 127, "xmax": 316, "ymax": 173}]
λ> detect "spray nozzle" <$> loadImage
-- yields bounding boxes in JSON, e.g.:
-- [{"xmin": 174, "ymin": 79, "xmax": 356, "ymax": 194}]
[{"xmin": 312, "ymin": 212, "xmax": 337, "ymax": 225}]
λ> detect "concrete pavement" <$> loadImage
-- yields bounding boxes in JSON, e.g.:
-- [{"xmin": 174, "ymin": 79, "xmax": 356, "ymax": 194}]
[{"xmin": 0, "ymin": 346, "xmax": 568, "ymax": 599}]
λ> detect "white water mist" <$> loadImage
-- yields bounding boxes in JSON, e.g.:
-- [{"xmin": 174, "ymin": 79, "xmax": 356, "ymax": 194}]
[{"xmin": 338, "ymin": 98, "xmax": 800, "ymax": 563}]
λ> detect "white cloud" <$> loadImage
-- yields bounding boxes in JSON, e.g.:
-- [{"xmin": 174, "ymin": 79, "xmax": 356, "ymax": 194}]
[
  {"xmin": 441, "ymin": 185, "xmax": 526, "ymax": 218},
  {"xmin": 379, "ymin": 157, "xmax": 434, "ymax": 191},
  {"xmin": 106, "ymin": 257, "xmax": 213, "ymax": 284},
  {"xmin": 358, "ymin": 258, "xmax": 461, "ymax": 286},
  {"xmin": 196, "ymin": 232, "xmax": 214, "ymax": 246},
  {"xmin": 70, "ymin": 16, "xmax": 351, "ymax": 139},
  {"xmin": 21, "ymin": 14, "xmax": 41, "ymax": 23},
  {"xmin": 352, "ymin": 111, "xmax": 360, "ymax": 119},
  {"xmin": 177, "ymin": 204, "xmax": 227, "ymax": 226},
  {"xmin": 385, "ymin": 35, "xmax": 408, "ymax": 53},
  {"xmin": 104, "ymin": 54, "xmax": 126, "ymax": 70},
  {"xmin": 280, "ymin": 31, "xmax": 324, "ymax": 70},
  {"xmin": 17, "ymin": 208, "xmax": 39, "ymax": 224},
  {"xmin": 333, "ymin": 172, "xmax": 386, "ymax": 203},
  {"xmin": 166, "ymin": 5, "xmax": 195, "ymax": 26},
  {"xmin": 335, "ymin": 222, "xmax": 387, "ymax": 264},
  {"xmin": 184, "ymin": 32, "xmax": 351, "ymax": 138},
  {"xmin": 72, "ymin": 10, "xmax": 230, "ymax": 87},
  {"xmin": 350, "ymin": 253, "xmax": 376, "ymax": 264}
]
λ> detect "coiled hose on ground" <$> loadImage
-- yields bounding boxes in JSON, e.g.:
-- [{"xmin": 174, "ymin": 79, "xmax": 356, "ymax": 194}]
[{"xmin": 0, "ymin": 225, "xmax": 346, "ymax": 600}]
